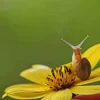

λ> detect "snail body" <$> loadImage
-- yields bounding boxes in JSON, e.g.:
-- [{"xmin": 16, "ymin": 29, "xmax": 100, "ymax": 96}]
[{"xmin": 61, "ymin": 35, "xmax": 91, "ymax": 80}]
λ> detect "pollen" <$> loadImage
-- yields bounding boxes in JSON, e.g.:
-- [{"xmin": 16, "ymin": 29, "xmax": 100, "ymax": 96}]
[{"xmin": 46, "ymin": 66, "xmax": 76, "ymax": 91}]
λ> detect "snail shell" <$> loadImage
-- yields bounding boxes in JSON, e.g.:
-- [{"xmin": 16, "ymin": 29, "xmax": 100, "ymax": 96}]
[{"xmin": 75, "ymin": 57, "xmax": 91, "ymax": 80}]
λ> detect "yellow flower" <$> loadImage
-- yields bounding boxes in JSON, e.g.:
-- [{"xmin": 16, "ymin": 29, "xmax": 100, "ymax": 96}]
[{"xmin": 2, "ymin": 44, "xmax": 100, "ymax": 100}]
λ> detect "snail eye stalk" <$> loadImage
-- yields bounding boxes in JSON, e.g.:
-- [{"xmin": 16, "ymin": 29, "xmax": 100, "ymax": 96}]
[{"xmin": 61, "ymin": 35, "xmax": 89, "ymax": 49}]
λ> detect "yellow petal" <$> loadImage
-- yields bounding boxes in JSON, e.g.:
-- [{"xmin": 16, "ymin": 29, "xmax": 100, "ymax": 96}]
[
  {"xmin": 91, "ymin": 68, "xmax": 100, "ymax": 78},
  {"xmin": 75, "ymin": 77, "xmax": 100, "ymax": 85},
  {"xmin": 20, "ymin": 64, "xmax": 51, "ymax": 85},
  {"xmin": 2, "ymin": 94, "xmax": 7, "ymax": 98},
  {"xmin": 51, "ymin": 89, "xmax": 72, "ymax": 100},
  {"xmin": 42, "ymin": 89, "xmax": 72, "ymax": 100},
  {"xmin": 2, "ymin": 84, "xmax": 51, "ymax": 99},
  {"xmin": 71, "ymin": 85, "xmax": 100, "ymax": 95},
  {"xmin": 42, "ymin": 91, "xmax": 56, "ymax": 100},
  {"xmin": 82, "ymin": 44, "xmax": 100, "ymax": 69}
]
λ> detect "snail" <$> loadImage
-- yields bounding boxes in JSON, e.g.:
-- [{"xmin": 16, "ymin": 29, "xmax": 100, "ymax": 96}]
[{"xmin": 61, "ymin": 35, "xmax": 91, "ymax": 80}]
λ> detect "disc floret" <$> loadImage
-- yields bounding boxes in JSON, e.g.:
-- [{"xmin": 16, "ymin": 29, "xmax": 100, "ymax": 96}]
[{"xmin": 46, "ymin": 66, "xmax": 76, "ymax": 90}]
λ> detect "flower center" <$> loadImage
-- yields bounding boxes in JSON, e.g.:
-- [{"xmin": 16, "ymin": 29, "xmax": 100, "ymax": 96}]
[{"xmin": 46, "ymin": 66, "xmax": 76, "ymax": 91}]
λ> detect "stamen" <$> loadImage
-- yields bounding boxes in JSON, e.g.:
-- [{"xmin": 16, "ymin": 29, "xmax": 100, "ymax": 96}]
[
  {"xmin": 64, "ymin": 66, "xmax": 69, "ymax": 72},
  {"xmin": 60, "ymin": 78, "xmax": 62, "ymax": 82},
  {"xmin": 46, "ymin": 66, "xmax": 76, "ymax": 90},
  {"xmin": 60, "ymin": 65, "xmax": 63, "ymax": 71},
  {"xmin": 50, "ymin": 79, "xmax": 53, "ymax": 82},
  {"xmin": 59, "ymin": 68, "xmax": 62, "ymax": 76},
  {"xmin": 68, "ymin": 68, "xmax": 71, "ymax": 74},
  {"xmin": 47, "ymin": 77, "xmax": 50, "ymax": 80},
  {"xmin": 61, "ymin": 72, "xmax": 63, "ymax": 77},
  {"xmin": 51, "ymin": 69, "xmax": 56, "ymax": 79},
  {"xmin": 64, "ymin": 67, "xmax": 67, "ymax": 74}
]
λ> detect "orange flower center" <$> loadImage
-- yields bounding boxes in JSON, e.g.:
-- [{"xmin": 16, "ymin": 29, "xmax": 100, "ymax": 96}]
[{"xmin": 46, "ymin": 66, "xmax": 76, "ymax": 91}]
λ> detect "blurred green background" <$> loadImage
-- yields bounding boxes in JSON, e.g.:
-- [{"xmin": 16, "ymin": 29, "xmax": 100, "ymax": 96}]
[{"xmin": 0, "ymin": 0, "xmax": 100, "ymax": 99}]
